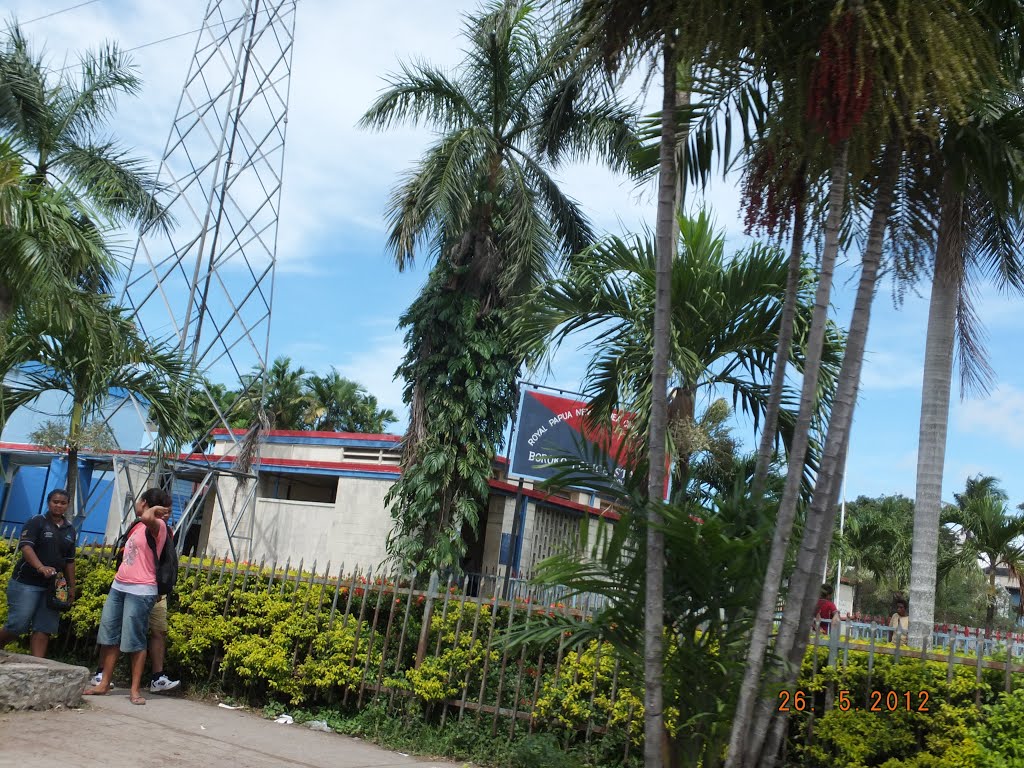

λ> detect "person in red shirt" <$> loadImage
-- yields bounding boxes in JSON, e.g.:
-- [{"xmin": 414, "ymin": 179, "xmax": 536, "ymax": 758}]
[{"xmin": 814, "ymin": 583, "xmax": 839, "ymax": 634}]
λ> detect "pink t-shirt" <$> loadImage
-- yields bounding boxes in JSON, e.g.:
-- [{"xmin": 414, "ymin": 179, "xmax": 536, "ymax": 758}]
[{"xmin": 114, "ymin": 521, "xmax": 167, "ymax": 591}]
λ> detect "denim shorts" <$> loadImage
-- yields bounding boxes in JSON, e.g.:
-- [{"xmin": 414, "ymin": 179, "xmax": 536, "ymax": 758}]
[
  {"xmin": 97, "ymin": 588, "xmax": 157, "ymax": 653},
  {"xmin": 4, "ymin": 578, "xmax": 60, "ymax": 635}
]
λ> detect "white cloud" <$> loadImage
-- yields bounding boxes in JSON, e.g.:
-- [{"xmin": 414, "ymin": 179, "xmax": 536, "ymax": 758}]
[
  {"xmin": 858, "ymin": 349, "xmax": 923, "ymax": 392},
  {"xmin": 334, "ymin": 332, "xmax": 407, "ymax": 426},
  {"xmin": 957, "ymin": 385, "xmax": 1024, "ymax": 447}
]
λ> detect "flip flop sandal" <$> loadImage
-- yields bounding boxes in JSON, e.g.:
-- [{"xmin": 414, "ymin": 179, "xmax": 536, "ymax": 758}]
[
  {"xmin": 130, "ymin": 695, "xmax": 146, "ymax": 705},
  {"xmin": 83, "ymin": 688, "xmax": 109, "ymax": 696}
]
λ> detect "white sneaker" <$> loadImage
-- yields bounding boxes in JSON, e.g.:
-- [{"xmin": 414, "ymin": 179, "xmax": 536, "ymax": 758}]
[
  {"xmin": 90, "ymin": 672, "xmax": 114, "ymax": 689},
  {"xmin": 150, "ymin": 674, "xmax": 180, "ymax": 693}
]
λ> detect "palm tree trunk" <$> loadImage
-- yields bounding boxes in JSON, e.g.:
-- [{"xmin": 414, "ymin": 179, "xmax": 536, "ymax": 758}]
[
  {"xmin": 752, "ymin": 171, "xmax": 808, "ymax": 497},
  {"xmin": 66, "ymin": 399, "xmax": 84, "ymax": 517},
  {"xmin": 987, "ymin": 566, "xmax": 997, "ymax": 631},
  {"xmin": 909, "ymin": 176, "xmax": 962, "ymax": 648},
  {"xmin": 644, "ymin": 33, "xmax": 678, "ymax": 768},
  {"xmin": 726, "ymin": 147, "xmax": 847, "ymax": 768},
  {"xmin": 754, "ymin": 142, "xmax": 901, "ymax": 767}
]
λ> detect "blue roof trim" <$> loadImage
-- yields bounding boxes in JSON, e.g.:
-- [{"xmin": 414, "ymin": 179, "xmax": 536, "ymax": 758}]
[
  {"xmin": 215, "ymin": 435, "xmax": 399, "ymax": 450},
  {"xmin": 209, "ymin": 459, "xmax": 397, "ymax": 480}
]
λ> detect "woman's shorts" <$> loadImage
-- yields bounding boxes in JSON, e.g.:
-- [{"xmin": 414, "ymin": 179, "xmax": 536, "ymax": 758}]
[
  {"xmin": 3, "ymin": 579, "xmax": 59, "ymax": 635},
  {"xmin": 97, "ymin": 589, "xmax": 157, "ymax": 653}
]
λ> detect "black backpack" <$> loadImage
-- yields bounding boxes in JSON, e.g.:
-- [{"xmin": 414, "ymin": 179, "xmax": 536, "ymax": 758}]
[{"xmin": 115, "ymin": 520, "xmax": 179, "ymax": 596}]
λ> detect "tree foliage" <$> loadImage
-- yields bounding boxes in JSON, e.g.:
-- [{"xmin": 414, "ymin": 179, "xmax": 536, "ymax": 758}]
[
  {"xmin": 1, "ymin": 293, "xmax": 192, "ymax": 504},
  {"xmin": 0, "ymin": 22, "xmax": 170, "ymax": 318},
  {"xmin": 28, "ymin": 418, "xmax": 117, "ymax": 454},
  {"xmin": 184, "ymin": 358, "xmax": 398, "ymax": 450}
]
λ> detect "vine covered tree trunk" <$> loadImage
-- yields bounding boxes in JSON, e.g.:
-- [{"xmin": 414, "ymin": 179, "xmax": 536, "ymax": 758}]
[
  {"xmin": 644, "ymin": 33, "xmax": 678, "ymax": 768},
  {"xmin": 755, "ymin": 142, "xmax": 901, "ymax": 766},
  {"xmin": 909, "ymin": 177, "xmax": 962, "ymax": 647},
  {"xmin": 726, "ymin": 147, "xmax": 847, "ymax": 768},
  {"xmin": 385, "ymin": 269, "xmax": 519, "ymax": 571}
]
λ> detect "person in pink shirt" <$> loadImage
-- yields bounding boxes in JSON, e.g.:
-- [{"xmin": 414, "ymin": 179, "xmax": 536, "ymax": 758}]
[{"xmin": 84, "ymin": 488, "xmax": 170, "ymax": 705}]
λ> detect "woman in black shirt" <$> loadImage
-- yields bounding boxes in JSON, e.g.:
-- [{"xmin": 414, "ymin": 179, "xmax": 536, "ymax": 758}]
[{"xmin": 0, "ymin": 489, "xmax": 77, "ymax": 657}]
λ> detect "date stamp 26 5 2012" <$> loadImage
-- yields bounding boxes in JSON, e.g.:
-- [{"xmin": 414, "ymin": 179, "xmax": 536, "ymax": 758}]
[{"xmin": 778, "ymin": 689, "xmax": 930, "ymax": 714}]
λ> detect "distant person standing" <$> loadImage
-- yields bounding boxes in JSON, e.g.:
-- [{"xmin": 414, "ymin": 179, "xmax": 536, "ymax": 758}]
[
  {"xmin": 0, "ymin": 489, "xmax": 77, "ymax": 658},
  {"xmin": 890, "ymin": 598, "xmax": 909, "ymax": 646},
  {"xmin": 814, "ymin": 583, "xmax": 839, "ymax": 634}
]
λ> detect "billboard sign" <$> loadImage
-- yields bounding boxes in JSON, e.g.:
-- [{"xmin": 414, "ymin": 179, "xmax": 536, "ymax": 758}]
[{"xmin": 508, "ymin": 388, "xmax": 636, "ymax": 485}]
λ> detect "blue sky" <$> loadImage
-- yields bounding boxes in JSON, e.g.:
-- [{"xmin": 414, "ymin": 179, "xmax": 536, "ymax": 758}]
[{"xmin": 6, "ymin": 0, "xmax": 1024, "ymax": 507}]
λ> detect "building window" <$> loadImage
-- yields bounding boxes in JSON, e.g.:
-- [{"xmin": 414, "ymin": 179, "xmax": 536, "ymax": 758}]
[{"xmin": 262, "ymin": 473, "xmax": 337, "ymax": 504}]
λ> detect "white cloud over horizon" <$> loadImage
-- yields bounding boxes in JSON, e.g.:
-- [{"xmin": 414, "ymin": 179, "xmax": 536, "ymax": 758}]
[{"xmin": 957, "ymin": 385, "xmax": 1024, "ymax": 448}]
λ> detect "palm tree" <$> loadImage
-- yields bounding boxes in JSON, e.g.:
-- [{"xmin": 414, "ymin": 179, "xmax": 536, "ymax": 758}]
[
  {"xmin": 833, "ymin": 494, "xmax": 966, "ymax": 613},
  {"xmin": 0, "ymin": 138, "xmax": 114, "ymax": 320},
  {"xmin": 359, "ymin": 0, "xmax": 636, "ymax": 572},
  {"xmin": 0, "ymin": 292, "xmax": 192, "ymax": 512},
  {"xmin": 518, "ymin": 211, "xmax": 843, "ymax": 478},
  {"xmin": 305, "ymin": 370, "xmax": 397, "ymax": 434},
  {"xmin": 0, "ymin": 22, "xmax": 169, "ymax": 316},
  {"xmin": 908, "ymin": 51, "xmax": 1024, "ymax": 646},
  {"xmin": 563, "ymin": 2, "xmax": 782, "ymax": 755},
  {"xmin": 519, "ymin": 466, "xmax": 775, "ymax": 767},
  {"xmin": 742, "ymin": 4, "xmax": 1004, "ymax": 761},
  {"xmin": 256, "ymin": 356, "xmax": 310, "ymax": 431},
  {"xmin": 949, "ymin": 490, "xmax": 1024, "ymax": 631},
  {"xmin": 0, "ymin": 24, "xmax": 168, "ymax": 226}
]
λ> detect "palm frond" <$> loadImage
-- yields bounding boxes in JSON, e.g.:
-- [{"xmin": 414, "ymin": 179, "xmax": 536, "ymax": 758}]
[{"xmin": 54, "ymin": 143, "xmax": 172, "ymax": 232}]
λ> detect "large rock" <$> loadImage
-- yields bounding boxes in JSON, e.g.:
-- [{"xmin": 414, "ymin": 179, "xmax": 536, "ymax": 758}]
[{"xmin": 0, "ymin": 650, "xmax": 90, "ymax": 710}]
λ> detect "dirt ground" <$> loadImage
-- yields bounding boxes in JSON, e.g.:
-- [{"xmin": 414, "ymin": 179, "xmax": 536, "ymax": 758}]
[{"xmin": 0, "ymin": 691, "xmax": 459, "ymax": 768}]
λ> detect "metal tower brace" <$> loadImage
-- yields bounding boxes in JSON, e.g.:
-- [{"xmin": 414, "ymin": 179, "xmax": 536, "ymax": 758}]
[{"xmin": 118, "ymin": 0, "xmax": 298, "ymax": 559}]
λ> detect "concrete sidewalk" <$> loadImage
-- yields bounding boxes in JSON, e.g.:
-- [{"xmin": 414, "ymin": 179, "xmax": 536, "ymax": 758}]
[{"xmin": 0, "ymin": 692, "xmax": 459, "ymax": 768}]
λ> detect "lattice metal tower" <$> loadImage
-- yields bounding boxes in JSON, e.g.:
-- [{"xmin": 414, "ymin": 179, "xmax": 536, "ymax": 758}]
[{"xmin": 114, "ymin": 0, "xmax": 298, "ymax": 557}]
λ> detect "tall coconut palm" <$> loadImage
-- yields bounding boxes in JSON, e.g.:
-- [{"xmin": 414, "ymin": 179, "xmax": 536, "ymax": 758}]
[
  {"xmin": 359, "ymin": 0, "xmax": 636, "ymax": 572},
  {"xmin": 751, "ymin": 140, "xmax": 903, "ymax": 765},
  {"xmin": 0, "ymin": 23, "xmax": 170, "ymax": 312},
  {"xmin": 0, "ymin": 292, "xmax": 192, "ymax": 512},
  {"xmin": 562, "ymin": 4, "xmax": 781, "ymax": 761},
  {"xmin": 909, "ymin": 81, "xmax": 1024, "ymax": 645}
]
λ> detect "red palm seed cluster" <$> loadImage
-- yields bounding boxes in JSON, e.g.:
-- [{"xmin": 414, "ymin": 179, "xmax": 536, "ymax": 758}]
[
  {"xmin": 740, "ymin": 141, "xmax": 803, "ymax": 237},
  {"xmin": 807, "ymin": 10, "xmax": 874, "ymax": 145}
]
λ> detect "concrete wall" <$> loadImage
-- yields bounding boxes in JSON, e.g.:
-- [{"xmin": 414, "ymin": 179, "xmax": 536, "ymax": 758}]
[
  {"xmin": 97, "ymin": 437, "xmax": 609, "ymax": 576},
  {"xmin": 203, "ymin": 475, "xmax": 396, "ymax": 569}
]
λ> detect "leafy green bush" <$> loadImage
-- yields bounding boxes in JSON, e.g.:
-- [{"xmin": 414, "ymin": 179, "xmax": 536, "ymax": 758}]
[{"xmin": 790, "ymin": 645, "xmax": 1024, "ymax": 767}]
